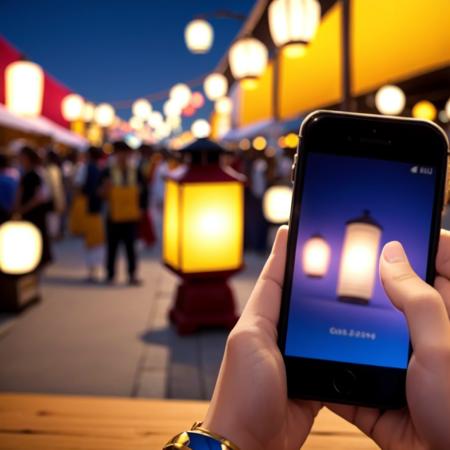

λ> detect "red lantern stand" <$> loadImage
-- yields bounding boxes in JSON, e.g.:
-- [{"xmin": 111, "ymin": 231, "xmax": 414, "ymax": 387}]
[{"xmin": 164, "ymin": 139, "xmax": 245, "ymax": 335}]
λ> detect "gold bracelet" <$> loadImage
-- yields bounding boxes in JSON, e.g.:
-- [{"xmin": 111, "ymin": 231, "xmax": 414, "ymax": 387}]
[{"xmin": 163, "ymin": 421, "xmax": 240, "ymax": 450}]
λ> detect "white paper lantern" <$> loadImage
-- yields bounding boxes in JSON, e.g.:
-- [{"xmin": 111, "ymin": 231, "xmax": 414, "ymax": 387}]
[
  {"xmin": 129, "ymin": 116, "xmax": 144, "ymax": 130},
  {"xmin": 5, "ymin": 61, "xmax": 44, "ymax": 118},
  {"xmin": 82, "ymin": 102, "xmax": 95, "ymax": 122},
  {"xmin": 214, "ymin": 97, "xmax": 233, "ymax": 115},
  {"xmin": 94, "ymin": 103, "xmax": 115, "ymax": 127},
  {"xmin": 263, "ymin": 185, "xmax": 293, "ymax": 224},
  {"xmin": 375, "ymin": 85, "xmax": 406, "ymax": 116},
  {"xmin": 163, "ymin": 99, "xmax": 182, "ymax": 118},
  {"xmin": 148, "ymin": 111, "xmax": 164, "ymax": 128},
  {"xmin": 337, "ymin": 210, "xmax": 382, "ymax": 304},
  {"xmin": 302, "ymin": 234, "xmax": 331, "ymax": 278},
  {"xmin": 169, "ymin": 83, "xmax": 192, "ymax": 109},
  {"xmin": 185, "ymin": 19, "xmax": 214, "ymax": 54},
  {"xmin": 191, "ymin": 119, "xmax": 211, "ymax": 138},
  {"xmin": 0, "ymin": 221, "xmax": 43, "ymax": 274},
  {"xmin": 269, "ymin": 0, "xmax": 321, "ymax": 55},
  {"xmin": 61, "ymin": 94, "xmax": 85, "ymax": 121},
  {"xmin": 229, "ymin": 37, "xmax": 268, "ymax": 83},
  {"xmin": 132, "ymin": 98, "xmax": 152, "ymax": 120},
  {"xmin": 204, "ymin": 73, "xmax": 228, "ymax": 101}
]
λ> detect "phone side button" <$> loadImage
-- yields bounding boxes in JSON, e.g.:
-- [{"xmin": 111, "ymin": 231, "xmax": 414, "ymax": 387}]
[{"xmin": 332, "ymin": 369, "xmax": 356, "ymax": 395}]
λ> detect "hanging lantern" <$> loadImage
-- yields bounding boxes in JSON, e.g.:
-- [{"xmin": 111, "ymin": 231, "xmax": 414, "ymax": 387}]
[
  {"xmin": 229, "ymin": 37, "xmax": 268, "ymax": 88},
  {"xmin": 163, "ymin": 99, "xmax": 182, "ymax": 118},
  {"xmin": 82, "ymin": 102, "xmax": 95, "ymax": 122},
  {"xmin": 61, "ymin": 94, "xmax": 85, "ymax": 121},
  {"xmin": 191, "ymin": 119, "xmax": 211, "ymax": 138},
  {"xmin": 263, "ymin": 184, "xmax": 293, "ymax": 224},
  {"xmin": 170, "ymin": 83, "xmax": 192, "ymax": 109},
  {"xmin": 163, "ymin": 138, "xmax": 245, "ymax": 333},
  {"xmin": 337, "ymin": 210, "xmax": 382, "ymax": 304},
  {"xmin": 190, "ymin": 92, "xmax": 205, "ymax": 109},
  {"xmin": 302, "ymin": 234, "xmax": 331, "ymax": 278},
  {"xmin": 0, "ymin": 221, "xmax": 43, "ymax": 275},
  {"xmin": 214, "ymin": 97, "xmax": 233, "ymax": 115},
  {"xmin": 129, "ymin": 116, "xmax": 144, "ymax": 130},
  {"xmin": 94, "ymin": 103, "xmax": 115, "ymax": 127},
  {"xmin": 252, "ymin": 136, "xmax": 267, "ymax": 151},
  {"xmin": 204, "ymin": 73, "xmax": 228, "ymax": 101},
  {"xmin": 185, "ymin": 19, "xmax": 214, "ymax": 54},
  {"xmin": 268, "ymin": 0, "xmax": 321, "ymax": 57},
  {"xmin": 148, "ymin": 111, "xmax": 164, "ymax": 128},
  {"xmin": 375, "ymin": 85, "xmax": 406, "ymax": 116},
  {"xmin": 132, "ymin": 98, "xmax": 152, "ymax": 120},
  {"xmin": 412, "ymin": 100, "xmax": 437, "ymax": 121},
  {"xmin": 5, "ymin": 61, "xmax": 44, "ymax": 117},
  {"xmin": 182, "ymin": 105, "xmax": 196, "ymax": 117}
]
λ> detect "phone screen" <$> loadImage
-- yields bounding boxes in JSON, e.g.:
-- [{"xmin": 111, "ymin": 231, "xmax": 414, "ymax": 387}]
[{"xmin": 285, "ymin": 152, "xmax": 437, "ymax": 369}]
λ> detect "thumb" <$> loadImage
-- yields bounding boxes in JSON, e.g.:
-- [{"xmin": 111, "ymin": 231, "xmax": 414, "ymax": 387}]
[{"xmin": 380, "ymin": 241, "xmax": 450, "ymax": 362}]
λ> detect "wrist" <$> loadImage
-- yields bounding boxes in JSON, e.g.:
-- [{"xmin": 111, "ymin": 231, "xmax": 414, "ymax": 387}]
[{"xmin": 203, "ymin": 412, "xmax": 264, "ymax": 450}]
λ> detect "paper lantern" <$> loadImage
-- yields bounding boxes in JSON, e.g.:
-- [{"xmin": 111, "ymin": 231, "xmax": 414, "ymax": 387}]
[
  {"xmin": 191, "ymin": 119, "xmax": 211, "ymax": 138},
  {"xmin": 263, "ymin": 185, "xmax": 293, "ymax": 224},
  {"xmin": 170, "ymin": 83, "xmax": 192, "ymax": 109},
  {"xmin": 375, "ymin": 85, "xmax": 405, "ymax": 115},
  {"xmin": 268, "ymin": 0, "xmax": 321, "ymax": 56},
  {"xmin": 252, "ymin": 136, "xmax": 267, "ymax": 151},
  {"xmin": 337, "ymin": 210, "xmax": 382, "ymax": 304},
  {"xmin": 132, "ymin": 98, "xmax": 152, "ymax": 120},
  {"xmin": 239, "ymin": 139, "xmax": 251, "ymax": 151},
  {"xmin": 148, "ymin": 111, "xmax": 164, "ymax": 128},
  {"xmin": 0, "ymin": 221, "xmax": 43, "ymax": 274},
  {"xmin": 204, "ymin": 73, "xmax": 228, "ymax": 101},
  {"xmin": 5, "ymin": 61, "xmax": 44, "ymax": 117},
  {"xmin": 190, "ymin": 92, "xmax": 205, "ymax": 109},
  {"xmin": 163, "ymin": 138, "xmax": 244, "ymax": 333},
  {"xmin": 129, "ymin": 116, "xmax": 144, "ymax": 130},
  {"xmin": 412, "ymin": 100, "xmax": 437, "ymax": 121},
  {"xmin": 83, "ymin": 102, "xmax": 95, "ymax": 122},
  {"xmin": 185, "ymin": 19, "xmax": 214, "ymax": 54},
  {"xmin": 214, "ymin": 97, "xmax": 233, "ymax": 115},
  {"xmin": 182, "ymin": 105, "xmax": 196, "ymax": 117},
  {"xmin": 284, "ymin": 133, "xmax": 299, "ymax": 148},
  {"xmin": 229, "ymin": 37, "xmax": 268, "ymax": 85},
  {"xmin": 94, "ymin": 103, "xmax": 115, "ymax": 127},
  {"xmin": 61, "ymin": 94, "xmax": 85, "ymax": 121},
  {"xmin": 302, "ymin": 234, "xmax": 331, "ymax": 278}
]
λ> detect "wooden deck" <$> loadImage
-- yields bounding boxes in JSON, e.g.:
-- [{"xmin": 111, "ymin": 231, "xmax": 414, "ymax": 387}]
[{"xmin": 0, "ymin": 393, "xmax": 378, "ymax": 449}]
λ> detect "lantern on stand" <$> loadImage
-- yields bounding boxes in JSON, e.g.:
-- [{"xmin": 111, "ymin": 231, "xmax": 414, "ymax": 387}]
[
  {"xmin": 162, "ymin": 138, "xmax": 245, "ymax": 334},
  {"xmin": 337, "ymin": 210, "xmax": 382, "ymax": 304},
  {"xmin": 302, "ymin": 234, "xmax": 331, "ymax": 278},
  {"xmin": 0, "ymin": 221, "xmax": 43, "ymax": 312}
]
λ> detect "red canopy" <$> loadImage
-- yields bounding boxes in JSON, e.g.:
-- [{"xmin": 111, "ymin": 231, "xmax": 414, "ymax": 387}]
[{"xmin": 0, "ymin": 36, "xmax": 71, "ymax": 128}]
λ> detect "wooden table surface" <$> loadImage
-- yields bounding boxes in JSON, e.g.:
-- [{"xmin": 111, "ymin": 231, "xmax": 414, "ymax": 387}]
[{"xmin": 0, "ymin": 393, "xmax": 378, "ymax": 449}]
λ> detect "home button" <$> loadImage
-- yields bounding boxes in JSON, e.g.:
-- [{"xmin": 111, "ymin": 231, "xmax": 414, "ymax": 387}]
[{"xmin": 332, "ymin": 369, "xmax": 356, "ymax": 395}]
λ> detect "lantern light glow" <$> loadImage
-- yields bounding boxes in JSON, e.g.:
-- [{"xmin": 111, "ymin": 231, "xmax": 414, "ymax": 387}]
[
  {"xmin": 94, "ymin": 103, "xmax": 115, "ymax": 127},
  {"xmin": 375, "ymin": 85, "xmax": 406, "ymax": 116},
  {"xmin": 185, "ymin": 19, "xmax": 214, "ymax": 54},
  {"xmin": 5, "ymin": 61, "xmax": 44, "ymax": 118},
  {"xmin": 132, "ymin": 98, "xmax": 152, "ymax": 120},
  {"xmin": 204, "ymin": 73, "xmax": 228, "ymax": 101},
  {"xmin": 214, "ymin": 97, "xmax": 233, "ymax": 115},
  {"xmin": 61, "ymin": 94, "xmax": 85, "ymax": 121},
  {"xmin": 263, "ymin": 185, "xmax": 293, "ymax": 224},
  {"xmin": 82, "ymin": 102, "xmax": 95, "ymax": 122},
  {"xmin": 252, "ymin": 136, "xmax": 267, "ymax": 151},
  {"xmin": 412, "ymin": 100, "xmax": 437, "ymax": 121},
  {"xmin": 302, "ymin": 235, "xmax": 331, "ymax": 278},
  {"xmin": 229, "ymin": 37, "xmax": 268, "ymax": 83},
  {"xmin": 0, "ymin": 221, "xmax": 43, "ymax": 274},
  {"xmin": 170, "ymin": 83, "xmax": 192, "ymax": 109},
  {"xmin": 268, "ymin": 0, "xmax": 321, "ymax": 51},
  {"xmin": 191, "ymin": 119, "xmax": 211, "ymax": 138}
]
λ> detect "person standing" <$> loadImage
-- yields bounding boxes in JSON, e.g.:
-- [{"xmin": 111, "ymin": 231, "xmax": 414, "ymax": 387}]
[
  {"xmin": 15, "ymin": 146, "xmax": 53, "ymax": 268},
  {"xmin": 0, "ymin": 152, "xmax": 19, "ymax": 224},
  {"xmin": 100, "ymin": 141, "xmax": 147, "ymax": 285}
]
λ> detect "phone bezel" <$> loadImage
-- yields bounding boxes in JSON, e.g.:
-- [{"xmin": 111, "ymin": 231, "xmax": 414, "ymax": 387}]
[{"xmin": 278, "ymin": 110, "xmax": 449, "ymax": 408}]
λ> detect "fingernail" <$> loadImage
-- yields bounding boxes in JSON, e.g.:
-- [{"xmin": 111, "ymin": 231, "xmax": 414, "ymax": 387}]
[{"xmin": 383, "ymin": 241, "xmax": 406, "ymax": 263}]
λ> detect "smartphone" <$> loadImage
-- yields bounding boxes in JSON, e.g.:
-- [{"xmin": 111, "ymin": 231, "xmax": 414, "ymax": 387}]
[{"xmin": 278, "ymin": 110, "xmax": 448, "ymax": 408}]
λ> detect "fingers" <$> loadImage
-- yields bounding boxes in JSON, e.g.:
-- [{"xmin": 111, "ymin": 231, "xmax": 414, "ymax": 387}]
[
  {"xmin": 240, "ymin": 226, "xmax": 288, "ymax": 328},
  {"xmin": 380, "ymin": 241, "xmax": 450, "ymax": 362},
  {"xmin": 435, "ymin": 229, "xmax": 450, "ymax": 278}
]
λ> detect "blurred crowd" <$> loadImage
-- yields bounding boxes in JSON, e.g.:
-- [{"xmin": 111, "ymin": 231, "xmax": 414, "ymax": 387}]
[{"xmin": 0, "ymin": 140, "xmax": 294, "ymax": 284}]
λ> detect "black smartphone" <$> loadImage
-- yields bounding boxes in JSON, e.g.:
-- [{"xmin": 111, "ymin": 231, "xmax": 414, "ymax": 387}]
[{"xmin": 278, "ymin": 110, "xmax": 448, "ymax": 408}]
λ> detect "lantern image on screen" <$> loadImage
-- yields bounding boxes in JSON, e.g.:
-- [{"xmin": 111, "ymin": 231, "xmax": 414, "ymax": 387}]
[
  {"xmin": 0, "ymin": 221, "xmax": 42, "ymax": 275},
  {"xmin": 337, "ymin": 210, "xmax": 382, "ymax": 304},
  {"xmin": 302, "ymin": 234, "xmax": 331, "ymax": 278},
  {"xmin": 162, "ymin": 138, "xmax": 245, "ymax": 334}
]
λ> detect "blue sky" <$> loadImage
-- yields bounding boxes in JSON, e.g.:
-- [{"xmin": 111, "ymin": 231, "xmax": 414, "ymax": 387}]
[{"xmin": 1, "ymin": 0, "xmax": 255, "ymax": 124}]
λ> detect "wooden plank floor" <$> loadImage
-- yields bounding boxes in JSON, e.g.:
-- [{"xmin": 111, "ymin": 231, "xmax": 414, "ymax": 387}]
[{"xmin": 0, "ymin": 393, "xmax": 378, "ymax": 449}]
